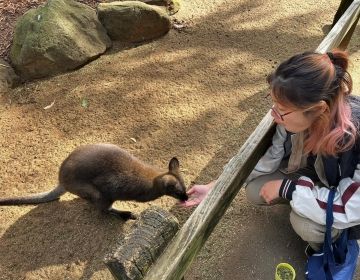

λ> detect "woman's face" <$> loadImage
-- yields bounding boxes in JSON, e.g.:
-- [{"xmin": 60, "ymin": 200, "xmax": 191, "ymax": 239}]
[{"xmin": 269, "ymin": 95, "xmax": 319, "ymax": 133}]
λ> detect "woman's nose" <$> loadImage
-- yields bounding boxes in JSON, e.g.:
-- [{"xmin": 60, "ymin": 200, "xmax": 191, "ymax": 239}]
[
  {"xmin": 270, "ymin": 109, "xmax": 282, "ymax": 123},
  {"xmin": 270, "ymin": 108, "xmax": 277, "ymax": 119}
]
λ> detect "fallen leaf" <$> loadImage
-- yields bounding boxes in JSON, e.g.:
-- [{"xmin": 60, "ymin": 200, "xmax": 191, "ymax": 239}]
[
  {"xmin": 172, "ymin": 19, "xmax": 188, "ymax": 32},
  {"xmin": 81, "ymin": 98, "xmax": 89, "ymax": 108},
  {"xmin": 43, "ymin": 100, "xmax": 55, "ymax": 110},
  {"xmin": 173, "ymin": 23, "xmax": 185, "ymax": 30}
]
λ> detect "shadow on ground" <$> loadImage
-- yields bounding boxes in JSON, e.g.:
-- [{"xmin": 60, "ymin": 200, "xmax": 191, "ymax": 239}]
[{"xmin": 0, "ymin": 198, "xmax": 126, "ymax": 280}]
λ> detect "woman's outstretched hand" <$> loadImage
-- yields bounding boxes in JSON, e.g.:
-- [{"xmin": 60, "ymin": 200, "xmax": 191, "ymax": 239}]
[{"xmin": 178, "ymin": 181, "xmax": 215, "ymax": 208}]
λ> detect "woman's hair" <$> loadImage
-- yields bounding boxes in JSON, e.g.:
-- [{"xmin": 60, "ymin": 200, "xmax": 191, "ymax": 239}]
[{"xmin": 267, "ymin": 49, "xmax": 356, "ymax": 156}]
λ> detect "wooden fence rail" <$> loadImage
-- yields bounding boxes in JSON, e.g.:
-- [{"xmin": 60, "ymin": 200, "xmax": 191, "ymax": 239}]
[
  {"xmin": 108, "ymin": 1, "xmax": 360, "ymax": 279},
  {"xmin": 144, "ymin": 2, "xmax": 360, "ymax": 279}
]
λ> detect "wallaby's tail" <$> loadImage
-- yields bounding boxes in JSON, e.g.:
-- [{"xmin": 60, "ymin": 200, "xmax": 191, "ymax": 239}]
[{"xmin": 0, "ymin": 185, "xmax": 66, "ymax": 205}]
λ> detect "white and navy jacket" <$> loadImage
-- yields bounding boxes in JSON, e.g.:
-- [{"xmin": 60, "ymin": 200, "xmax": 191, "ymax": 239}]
[{"xmin": 247, "ymin": 95, "xmax": 360, "ymax": 239}]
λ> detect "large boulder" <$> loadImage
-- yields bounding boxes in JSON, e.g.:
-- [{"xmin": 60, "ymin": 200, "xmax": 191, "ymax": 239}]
[
  {"xmin": 10, "ymin": 0, "xmax": 112, "ymax": 80},
  {"xmin": 0, "ymin": 59, "xmax": 20, "ymax": 93},
  {"xmin": 128, "ymin": 0, "xmax": 180, "ymax": 15},
  {"xmin": 97, "ymin": 1, "xmax": 171, "ymax": 43}
]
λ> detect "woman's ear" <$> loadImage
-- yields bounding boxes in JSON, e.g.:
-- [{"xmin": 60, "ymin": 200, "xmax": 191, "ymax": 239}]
[
  {"xmin": 305, "ymin": 100, "xmax": 328, "ymax": 118},
  {"xmin": 318, "ymin": 100, "xmax": 329, "ymax": 114}
]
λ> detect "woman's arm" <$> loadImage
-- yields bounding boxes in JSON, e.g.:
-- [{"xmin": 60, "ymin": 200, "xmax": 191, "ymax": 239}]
[
  {"xmin": 181, "ymin": 124, "xmax": 288, "ymax": 208},
  {"xmin": 246, "ymin": 124, "xmax": 287, "ymax": 183}
]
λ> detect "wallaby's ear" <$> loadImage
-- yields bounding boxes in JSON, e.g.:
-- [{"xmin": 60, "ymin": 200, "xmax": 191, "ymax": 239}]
[{"xmin": 168, "ymin": 157, "xmax": 180, "ymax": 173}]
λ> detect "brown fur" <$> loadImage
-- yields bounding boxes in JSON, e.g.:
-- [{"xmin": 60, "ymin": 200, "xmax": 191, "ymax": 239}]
[{"xmin": 0, "ymin": 144, "xmax": 188, "ymax": 220}]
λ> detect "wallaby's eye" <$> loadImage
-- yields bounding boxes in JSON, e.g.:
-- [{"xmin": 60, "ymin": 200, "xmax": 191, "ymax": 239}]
[
  {"xmin": 163, "ymin": 175, "xmax": 177, "ymax": 188},
  {"xmin": 167, "ymin": 181, "xmax": 178, "ymax": 191},
  {"xmin": 162, "ymin": 174, "xmax": 187, "ymax": 200}
]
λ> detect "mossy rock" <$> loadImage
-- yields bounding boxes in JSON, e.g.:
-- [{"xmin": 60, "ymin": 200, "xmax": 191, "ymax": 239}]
[
  {"xmin": 97, "ymin": 1, "xmax": 171, "ymax": 42},
  {"xmin": 138, "ymin": 0, "xmax": 181, "ymax": 15},
  {"xmin": 10, "ymin": 0, "xmax": 111, "ymax": 80},
  {"xmin": 0, "ymin": 59, "xmax": 20, "ymax": 93}
]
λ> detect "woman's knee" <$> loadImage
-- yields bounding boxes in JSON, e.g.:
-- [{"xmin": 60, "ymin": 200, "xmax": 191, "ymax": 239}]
[
  {"xmin": 290, "ymin": 211, "xmax": 316, "ymax": 242},
  {"xmin": 290, "ymin": 210, "xmax": 342, "ymax": 244}
]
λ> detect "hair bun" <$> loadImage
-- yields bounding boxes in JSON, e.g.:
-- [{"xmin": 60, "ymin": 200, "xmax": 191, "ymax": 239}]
[
  {"xmin": 329, "ymin": 49, "xmax": 349, "ymax": 71},
  {"xmin": 327, "ymin": 52, "xmax": 335, "ymax": 62}
]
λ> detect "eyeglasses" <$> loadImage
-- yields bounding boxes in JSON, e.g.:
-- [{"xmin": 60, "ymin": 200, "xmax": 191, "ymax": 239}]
[
  {"xmin": 266, "ymin": 93, "xmax": 319, "ymax": 121},
  {"xmin": 265, "ymin": 93, "xmax": 295, "ymax": 121},
  {"xmin": 270, "ymin": 105, "xmax": 295, "ymax": 121}
]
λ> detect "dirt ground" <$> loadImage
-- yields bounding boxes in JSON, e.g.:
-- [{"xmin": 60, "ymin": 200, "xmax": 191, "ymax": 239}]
[{"xmin": 0, "ymin": 0, "xmax": 359, "ymax": 279}]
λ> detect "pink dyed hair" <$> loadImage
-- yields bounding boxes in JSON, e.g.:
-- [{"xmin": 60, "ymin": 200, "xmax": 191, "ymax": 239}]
[
  {"xmin": 306, "ymin": 92, "xmax": 356, "ymax": 156},
  {"xmin": 268, "ymin": 49, "xmax": 356, "ymax": 156}
]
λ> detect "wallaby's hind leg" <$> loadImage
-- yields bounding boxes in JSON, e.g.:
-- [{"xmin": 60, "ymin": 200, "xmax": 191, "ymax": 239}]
[
  {"xmin": 82, "ymin": 192, "xmax": 136, "ymax": 220},
  {"xmin": 67, "ymin": 182, "xmax": 101, "ymax": 202},
  {"xmin": 108, "ymin": 207, "xmax": 137, "ymax": 220},
  {"xmin": 65, "ymin": 182, "xmax": 136, "ymax": 220},
  {"xmin": 90, "ymin": 192, "xmax": 137, "ymax": 220}
]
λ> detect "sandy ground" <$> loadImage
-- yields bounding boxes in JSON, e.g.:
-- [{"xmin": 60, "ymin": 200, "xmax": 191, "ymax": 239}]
[{"xmin": 0, "ymin": 0, "xmax": 359, "ymax": 279}]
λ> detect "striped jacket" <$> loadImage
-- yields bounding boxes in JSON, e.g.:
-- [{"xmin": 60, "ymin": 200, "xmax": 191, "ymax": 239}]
[{"xmin": 247, "ymin": 95, "xmax": 360, "ymax": 238}]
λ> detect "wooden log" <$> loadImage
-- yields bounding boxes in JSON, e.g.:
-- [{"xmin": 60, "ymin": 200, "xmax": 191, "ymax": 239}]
[
  {"xmin": 104, "ymin": 206, "xmax": 179, "ymax": 280},
  {"xmin": 142, "ymin": 2, "xmax": 360, "ymax": 280}
]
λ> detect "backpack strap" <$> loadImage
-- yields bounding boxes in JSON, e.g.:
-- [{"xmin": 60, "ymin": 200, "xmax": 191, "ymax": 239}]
[{"xmin": 323, "ymin": 189, "xmax": 336, "ymax": 280}]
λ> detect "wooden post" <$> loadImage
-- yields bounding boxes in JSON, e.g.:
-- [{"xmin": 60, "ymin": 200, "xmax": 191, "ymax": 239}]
[
  {"xmin": 318, "ymin": 0, "xmax": 360, "ymax": 51},
  {"xmin": 331, "ymin": 0, "xmax": 360, "ymax": 49},
  {"xmin": 105, "ymin": 206, "xmax": 179, "ymax": 280},
  {"xmin": 332, "ymin": 0, "xmax": 355, "ymax": 25},
  {"xmin": 338, "ymin": 15, "xmax": 359, "ymax": 49},
  {"xmin": 142, "ymin": 1, "xmax": 360, "ymax": 280}
]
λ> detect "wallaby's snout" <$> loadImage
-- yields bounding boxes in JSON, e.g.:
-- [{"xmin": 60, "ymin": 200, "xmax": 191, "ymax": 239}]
[
  {"xmin": 173, "ymin": 184, "xmax": 188, "ymax": 202},
  {"xmin": 178, "ymin": 192, "xmax": 188, "ymax": 202}
]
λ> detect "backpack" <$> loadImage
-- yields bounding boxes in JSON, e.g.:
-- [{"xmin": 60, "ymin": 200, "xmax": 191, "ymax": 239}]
[{"xmin": 305, "ymin": 189, "xmax": 359, "ymax": 279}]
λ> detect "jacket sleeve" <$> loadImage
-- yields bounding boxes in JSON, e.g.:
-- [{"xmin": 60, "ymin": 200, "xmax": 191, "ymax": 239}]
[
  {"xmin": 246, "ymin": 124, "xmax": 287, "ymax": 183},
  {"xmin": 279, "ymin": 172, "xmax": 360, "ymax": 230}
]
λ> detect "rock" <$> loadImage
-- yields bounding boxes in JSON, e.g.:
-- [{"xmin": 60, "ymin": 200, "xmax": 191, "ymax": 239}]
[
  {"xmin": 10, "ymin": 0, "xmax": 112, "ymax": 81},
  {"xmin": 130, "ymin": 0, "xmax": 181, "ymax": 15},
  {"xmin": 0, "ymin": 59, "xmax": 20, "ymax": 93},
  {"xmin": 167, "ymin": 0, "xmax": 180, "ymax": 15},
  {"xmin": 97, "ymin": 1, "xmax": 171, "ymax": 43}
]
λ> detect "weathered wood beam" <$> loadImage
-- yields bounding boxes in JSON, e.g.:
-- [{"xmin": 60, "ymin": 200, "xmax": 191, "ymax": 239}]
[
  {"xmin": 143, "ymin": 2, "xmax": 360, "ymax": 280},
  {"xmin": 317, "ymin": 0, "xmax": 360, "ymax": 52},
  {"xmin": 332, "ymin": 0, "xmax": 356, "ymax": 26},
  {"xmin": 105, "ymin": 206, "xmax": 179, "ymax": 280},
  {"xmin": 143, "ymin": 111, "xmax": 276, "ymax": 280}
]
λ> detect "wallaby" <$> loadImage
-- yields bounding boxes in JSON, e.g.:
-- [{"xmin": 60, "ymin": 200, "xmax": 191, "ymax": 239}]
[{"xmin": 0, "ymin": 143, "xmax": 188, "ymax": 220}]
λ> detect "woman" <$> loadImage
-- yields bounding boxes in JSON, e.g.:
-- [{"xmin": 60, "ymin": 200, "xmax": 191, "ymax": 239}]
[{"xmin": 181, "ymin": 50, "xmax": 360, "ymax": 253}]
